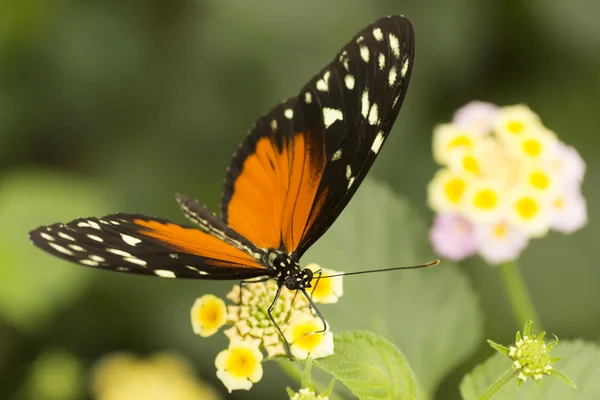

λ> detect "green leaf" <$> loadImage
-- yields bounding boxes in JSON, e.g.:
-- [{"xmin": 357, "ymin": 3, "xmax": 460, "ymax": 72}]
[
  {"xmin": 12, "ymin": 350, "xmax": 84, "ymax": 400},
  {"xmin": 0, "ymin": 169, "xmax": 113, "ymax": 332},
  {"xmin": 314, "ymin": 331, "xmax": 420, "ymax": 400},
  {"xmin": 460, "ymin": 340, "xmax": 599, "ymax": 399},
  {"xmin": 303, "ymin": 178, "xmax": 483, "ymax": 395}
]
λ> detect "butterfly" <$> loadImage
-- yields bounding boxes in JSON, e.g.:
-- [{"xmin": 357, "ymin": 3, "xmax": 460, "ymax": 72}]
[{"xmin": 30, "ymin": 15, "xmax": 416, "ymax": 353}]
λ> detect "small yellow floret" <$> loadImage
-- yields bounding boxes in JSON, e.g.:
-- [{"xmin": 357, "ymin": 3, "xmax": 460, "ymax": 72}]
[
  {"xmin": 474, "ymin": 189, "xmax": 498, "ymax": 210},
  {"xmin": 515, "ymin": 197, "xmax": 539, "ymax": 220},
  {"xmin": 507, "ymin": 120, "xmax": 525, "ymax": 134}
]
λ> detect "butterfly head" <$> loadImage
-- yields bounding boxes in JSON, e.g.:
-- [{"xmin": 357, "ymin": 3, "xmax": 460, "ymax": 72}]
[
  {"xmin": 266, "ymin": 250, "xmax": 312, "ymax": 290},
  {"xmin": 284, "ymin": 267, "xmax": 313, "ymax": 291}
]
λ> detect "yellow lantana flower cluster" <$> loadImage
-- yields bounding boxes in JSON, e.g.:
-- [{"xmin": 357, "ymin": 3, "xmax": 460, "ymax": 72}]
[
  {"xmin": 191, "ymin": 263, "xmax": 343, "ymax": 392},
  {"xmin": 428, "ymin": 102, "xmax": 587, "ymax": 264},
  {"xmin": 91, "ymin": 353, "xmax": 220, "ymax": 400}
]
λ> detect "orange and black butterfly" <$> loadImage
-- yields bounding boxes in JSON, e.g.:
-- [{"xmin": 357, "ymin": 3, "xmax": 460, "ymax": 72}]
[{"xmin": 30, "ymin": 15, "xmax": 415, "ymax": 346}]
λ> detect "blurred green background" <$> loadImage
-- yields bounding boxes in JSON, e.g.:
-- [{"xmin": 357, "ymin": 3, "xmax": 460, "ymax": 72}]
[{"xmin": 1, "ymin": 0, "xmax": 598, "ymax": 398}]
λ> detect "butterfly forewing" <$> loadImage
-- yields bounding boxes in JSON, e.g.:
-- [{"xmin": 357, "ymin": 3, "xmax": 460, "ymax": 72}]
[
  {"xmin": 221, "ymin": 97, "xmax": 300, "ymax": 250},
  {"xmin": 291, "ymin": 16, "xmax": 414, "ymax": 257},
  {"xmin": 29, "ymin": 214, "xmax": 267, "ymax": 280},
  {"xmin": 221, "ymin": 16, "xmax": 415, "ymax": 259}
]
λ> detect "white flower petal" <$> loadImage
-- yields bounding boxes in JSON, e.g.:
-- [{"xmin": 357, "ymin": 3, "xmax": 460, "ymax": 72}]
[
  {"xmin": 216, "ymin": 370, "xmax": 253, "ymax": 393},
  {"xmin": 545, "ymin": 140, "xmax": 586, "ymax": 186},
  {"xmin": 429, "ymin": 213, "xmax": 477, "ymax": 261},
  {"xmin": 452, "ymin": 101, "xmax": 499, "ymax": 134},
  {"xmin": 549, "ymin": 188, "xmax": 588, "ymax": 234},
  {"xmin": 475, "ymin": 220, "xmax": 529, "ymax": 265}
]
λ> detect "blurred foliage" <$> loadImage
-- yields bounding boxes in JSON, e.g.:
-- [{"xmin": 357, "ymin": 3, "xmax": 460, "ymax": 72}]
[
  {"xmin": 305, "ymin": 179, "xmax": 482, "ymax": 396},
  {"xmin": 12, "ymin": 350, "xmax": 84, "ymax": 400},
  {"xmin": 0, "ymin": 170, "xmax": 110, "ymax": 332},
  {"xmin": 0, "ymin": 0, "xmax": 599, "ymax": 399}
]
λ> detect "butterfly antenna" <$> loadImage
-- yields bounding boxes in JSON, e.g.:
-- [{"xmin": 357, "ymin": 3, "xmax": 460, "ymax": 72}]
[{"xmin": 318, "ymin": 259, "xmax": 440, "ymax": 279}]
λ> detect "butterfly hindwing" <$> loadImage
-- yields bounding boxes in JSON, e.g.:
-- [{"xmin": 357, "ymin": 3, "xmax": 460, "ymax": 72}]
[{"xmin": 29, "ymin": 214, "xmax": 268, "ymax": 280}]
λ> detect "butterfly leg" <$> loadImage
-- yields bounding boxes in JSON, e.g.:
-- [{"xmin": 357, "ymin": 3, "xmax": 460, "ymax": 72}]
[
  {"xmin": 309, "ymin": 269, "xmax": 323, "ymax": 301},
  {"xmin": 267, "ymin": 284, "xmax": 294, "ymax": 360},
  {"xmin": 301, "ymin": 289, "xmax": 328, "ymax": 335}
]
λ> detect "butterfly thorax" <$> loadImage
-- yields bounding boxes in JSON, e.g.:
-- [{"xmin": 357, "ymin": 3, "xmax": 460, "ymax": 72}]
[{"xmin": 265, "ymin": 249, "xmax": 313, "ymax": 291}]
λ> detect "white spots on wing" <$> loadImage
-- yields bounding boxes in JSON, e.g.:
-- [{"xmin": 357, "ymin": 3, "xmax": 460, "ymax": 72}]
[
  {"xmin": 361, "ymin": 89, "xmax": 369, "ymax": 118},
  {"xmin": 304, "ymin": 91, "xmax": 312, "ymax": 104},
  {"xmin": 368, "ymin": 103, "xmax": 379, "ymax": 126},
  {"xmin": 99, "ymin": 220, "xmax": 110, "ymax": 225},
  {"xmin": 372, "ymin": 131, "xmax": 385, "ymax": 154},
  {"xmin": 169, "ymin": 253, "xmax": 179, "ymax": 259},
  {"xmin": 58, "ymin": 232, "xmax": 75, "ymax": 241},
  {"xmin": 284, "ymin": 109, "xmax": 294, "ymax": 119},
  {"xmin": 107, "ymin": 248, "xmax": 133, "ymax": 257},
  {"xmin": 80, "ymin": 259, "xmax": 99, "ymax": 266},
  {"xmin": 388, "ymin": 66, "xmax": 398, "ymax": 86},
  {"xmin": 344, "ymin": 74, "xmax": 355, "ymax": 90},
  {"xmin": 345, "ymin": 165, "xmax": 355, "ymax": 189},
  {"xmin": 373, "ymin": 28, "xmax": 383, "ymax": 42},
  {"xmin": 360, "ymin": 46, "xmax": 369, "ymax": 63},
  {"xmin": 87, "ymin": 220, "xmax": 101, "ymax": 230},
  {"xmin": 348, "ymin": 177, "xmax": 355, "ymax": 189},
  {"xmin": 378, "ymin": 53, "xmax": 385, "ymax": 70},
  {"xmin": 356, "ymin": 35, "xmax": 364, "ymax": 43},
  {"xmin": 69, "ymin": 244, "xmax": 86, "ymax": 252},
  {"xmin": 87, "ymin": 234, "xmax": 103, "ymax": 242},
  {"xmin": 342, "ymin": 59, "xmax": 350, "ymax": 71},
  {"xmin": 109, "ymin": 220, "xmax": 120, "ymax": 225},
  {"xmin": 48, "ymin": 242, "xmax": 74, "ymax": 256},
  {"xmin": 373, "ymin": 27, "xmax": 383, "ymax": 41},
  {"xmin": 323, "ymin": 107, "xmax": 344, "ymax": 128},
  {"xmin": 316, "ymin": 71, "xmax": 331, "ymax": 92},
  {"xmin": 121, "ymin": 234, "xmax": 141, "ymax": 246},
  {"xmin": 77, "ymin": 221, "xmax": 90, "ymax": 228},
  {"xmin": 389, "ymin": 33, "xmax": 400, "ymax": 58},
  {"xmin": 116, "ymin": 267, "xmax": 130, "ymax": 272},
  {"xmin": 270, "ymin": 119, "xmax": 278, "ymax": 130},
  {"xmin": 185, "ymin": 265, "xmax": 209, "ymax": 275},
  {"xmin": 124, "ymin": 257, "xmax": 147, "ymax": 266},
  {"xmin": 40, "ymin": 232, "xmax": 54, "ymax": 241},
  {"xmin": 338, "ymin": 49, "xmax": 347, "ymax": 62},
  {"xmin": 89, "ymin": 255, "xmax": 106, "ymax": 262},
  {"xmin": 401, "ymin": 59, "xmax": 410, "ymax": 77},
  {"xmin": 155, "ymin": 269, "xmax": 176, "ymax": 278},
  {"xmin": 331, "ymin": 149, "xmax": 342, "ymax": 161},
  {"xmin": 392, "ymin": 94, "xmax": 400, "ymax": 108}
]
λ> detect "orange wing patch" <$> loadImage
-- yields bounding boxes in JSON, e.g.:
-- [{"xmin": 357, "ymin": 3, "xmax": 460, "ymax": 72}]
[
  {"xmin": 281, "ymin": 132, "xmax": 326, "ymax": 253},
  {"xmin": 133, "ymin": 219, "xmax": 263, "ymax": 268},
  {"xmin": 227, "ymin": 131, "xmax": 326, "ymax": 254},
  {"xmin": 227, "ymin": 136, "xmax": 290, "ymax": 249}
]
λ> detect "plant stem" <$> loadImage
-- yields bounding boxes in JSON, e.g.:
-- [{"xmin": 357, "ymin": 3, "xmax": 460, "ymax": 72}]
[
  {"xmin": 276, "ymin": 359, "xmax": 343, "ymax": 400},
  {"xmin": 478, "ymin": 369, "xmax": 519, "ymax": 400},
  {"xmin": 499, "ymin": 261, "xmax": 542, "ymax": 330}
]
